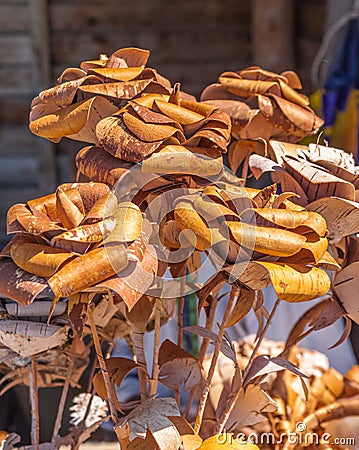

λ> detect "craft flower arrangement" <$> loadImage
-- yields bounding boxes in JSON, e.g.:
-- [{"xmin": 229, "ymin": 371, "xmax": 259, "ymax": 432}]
[{"xmin": 0, "ymin": 48, "xmax": 357, "ymax": 450}]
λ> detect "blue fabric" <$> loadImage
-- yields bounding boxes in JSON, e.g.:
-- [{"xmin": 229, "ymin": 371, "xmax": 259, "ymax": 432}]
[
  {"xmin": 325, "ymin": 19, "xmax": 359, "ymax": 91},
  {"xmin": 322, "ymin": 90, "xmax": 344, "ymax": 126},
  {"xmin": 322, "ymin": 19, "xmax": 359, "ymax": 158}
]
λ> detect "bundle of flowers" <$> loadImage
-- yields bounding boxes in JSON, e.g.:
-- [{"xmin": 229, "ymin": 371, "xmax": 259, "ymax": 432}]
[{"xmin": 0, "ymin": 48, "xmax": 356, "ymax": 450}]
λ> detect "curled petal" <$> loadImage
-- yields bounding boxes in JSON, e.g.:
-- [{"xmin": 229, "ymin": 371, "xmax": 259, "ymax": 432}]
[
  {"xmin": 76, "ymin": 146, "xmax": 134, "ymax": 186},
  {"xmin": 141, "ymin": 145, "xmax": 223, "ymax": 177},
  {"xmin": 29, "ymin": 96, "xmax": 118, "ymax": 143},
  {"xmin": 96, "ymin": 116, "xmax": 163, "ymax": 162},
  {"xmin": 86, "ymin": 245, "xmax": 158, "ymax": 311},
  {"xmin": 7, "ymin": 204, "xmax": 61, "ymax": 235},
  {"xmin": 10, "ymin": 242, "xmax": 74, "ymax": 277},
  {"xmin": 0, "ymin": 259, "xmax": 51, "ymax": 305},
  {"xmin": 38, "ymin": 75, "xmax": 102, "ymax": 107},
  {"xmin": 51, "ymin": 218, "xmax": 116, "ymax": 244},
  {"xmin": 105, "ymin": 47, "xmax": 150, "ymax": 68},
  {"xmin": 227, "ymin": 262, "xmax": 330, "ymax": 302},
  {"xmin": 48, "ymin": 245, "xmax": 128, "ymax": 298},
  {"xmin": 88, "ymin": 67, "xmax": 144, "ymax": 82},
  {"xmin": 105, "ymin": 202, "xmax": 143, "ymax": 243},
  {"xmin": 227, "ymin": 221, "xmax": 307, "ymax": 257}
]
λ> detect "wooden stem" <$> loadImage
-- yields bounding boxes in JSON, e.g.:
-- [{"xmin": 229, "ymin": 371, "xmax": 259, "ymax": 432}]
[
  {"xmin": 280, "ymin": 327, "xmax": 315, "ymax": 359},
  {"xmin": 149, "ymin": 298, "xmax": 161, "ymax": 398},
  {"xmin": 177, "ymin": 296, "xmax": 184, "ymax": 348},
  {"xmin": 105, "ymin": 341, "xmax": 114, "ymax": 359},
  {"xmin": 184, "ymin": 295, "xmax": 218, "ymax": 418},
  {"xmin": 51, "ymin": 356, "xmax": 74, "ymax": 443},
  {"xmin": 86, "ymin": 352, "xmax": 98, "ymax": 394},
  {"xmin": 88, "ymin": 304, "xmax": 118, "ymax": 425},
  {"xmin": 243, "ymin": 298, "xmax": 281, "ymax": 382},
  {"xmin": 71, "ymin": 391, "xmax": 96, "ymax": 450},
  {"xmin": 175, "ymin": 295, "xmax": 185, "ymax": 408},
  {"xmin": 241, "ymin": 152, "xmax": 250, "ymax": 182},
  {"xmin": 217, "ymin": 298, "xmax": 281, "ymax": 432},
  {"xmin": 216, "ymin": 367, "xmax": 242, "ymax": 434},
  {"xmin": 70, "ymin": 352, "xmax": 97, "ymax": 450},
  {"xmin": 194, "ymin": 286, "xmax": 238, "ymax": 433},
  {"xmin": 197, "ymin": 296, "xmax": 218, "ymax": 364},
  {"xmin": 30, "ymin": 356, "xmax": 40, "ymax": 450},
  {"xmin": 131, "ymin": 328, "xmax": 148, "ymax": 401}
]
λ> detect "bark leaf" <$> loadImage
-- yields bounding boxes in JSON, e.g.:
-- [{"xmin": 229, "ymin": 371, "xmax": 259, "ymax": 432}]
[{"xmin": 48, "ymin": 246, "xmax": 128, "ymax": 298}]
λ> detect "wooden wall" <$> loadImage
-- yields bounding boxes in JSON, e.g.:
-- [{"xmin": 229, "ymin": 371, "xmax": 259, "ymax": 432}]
[
  {"xmin": 0, "ymin": 0, "xmax": 326, "ymax": 244},
  {"xmin": 296, "ymin": 0, "xmax": 327, "ymax": 89},
  {"xmin": 0, "ymin": 0, "xmax": 56, "ymax": 244}
]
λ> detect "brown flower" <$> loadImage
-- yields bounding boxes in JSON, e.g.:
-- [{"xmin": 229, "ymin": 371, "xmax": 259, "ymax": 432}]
[
  {"xmin": 0, "ymin": 182, "xmax": 157, "ymax": 308},
  {"xmin": 29, "ymin": 47, "xmax": 190, "ymax": 144},
  {"xmin": 201, "ymin": 66, "xmax": 323, "ymax": 143}
]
